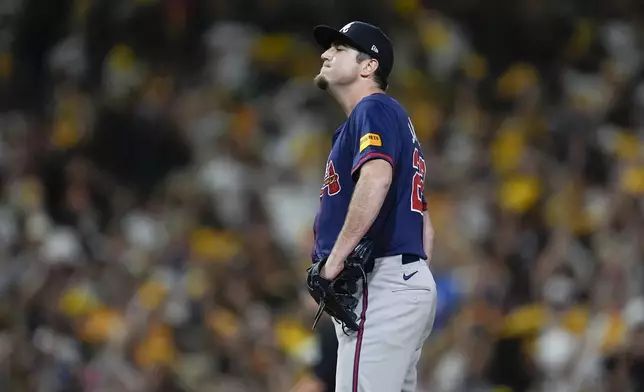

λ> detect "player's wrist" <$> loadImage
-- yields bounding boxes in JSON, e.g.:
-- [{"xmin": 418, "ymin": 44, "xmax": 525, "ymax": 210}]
[
  {"xmin": 320, "ymin": 257, "xmax": 344, "ymax": 280},
  {"xmin": 325, "ymin": 255, "xmax": 342, "ymax": 267},
  {"xmin": 325, "ymin": 248, "xmax": 344, "ymax": 266}
]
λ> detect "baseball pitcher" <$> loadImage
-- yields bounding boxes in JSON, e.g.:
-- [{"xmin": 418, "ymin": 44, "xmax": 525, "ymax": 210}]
[{"xmin": 306, "ymin": 21, "xmax": 437, "ymax": 392}]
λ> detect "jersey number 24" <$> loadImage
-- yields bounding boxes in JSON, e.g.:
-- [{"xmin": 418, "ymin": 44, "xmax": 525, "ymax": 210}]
[{"xmin": 408, "ymin": 119, "xmax": 426, "ymax": 214}]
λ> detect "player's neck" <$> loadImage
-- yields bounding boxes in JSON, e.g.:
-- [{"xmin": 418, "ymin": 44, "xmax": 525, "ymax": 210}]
[{"xmin": 333, "ymin": 85, "xmax": 384, "ymax": 116}]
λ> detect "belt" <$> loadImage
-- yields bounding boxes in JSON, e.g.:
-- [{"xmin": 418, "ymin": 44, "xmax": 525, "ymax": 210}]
[
  {"xmin": 364, "ymin": 254, "xmax": 421, "ymax": 274},
  {"xmin": 402, "ymin": 254, "xmax": 421, "ymax": 264}
]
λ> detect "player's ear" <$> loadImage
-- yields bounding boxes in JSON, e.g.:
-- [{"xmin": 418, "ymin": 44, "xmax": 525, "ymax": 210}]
[{"xmin": 359, "ymin": 58, "xmax": 379, "ymax": 79}]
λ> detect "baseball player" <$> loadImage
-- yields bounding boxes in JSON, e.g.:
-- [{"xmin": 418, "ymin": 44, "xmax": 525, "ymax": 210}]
[{"xmin": 307, "ymin": 21, "xmax": 437, "ymax": 392}]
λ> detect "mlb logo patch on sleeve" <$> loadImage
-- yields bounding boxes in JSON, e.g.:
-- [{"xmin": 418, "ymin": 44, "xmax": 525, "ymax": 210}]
[{"xmin": 359, "ymin": 133, "xmax": 382, "ymax": 152}]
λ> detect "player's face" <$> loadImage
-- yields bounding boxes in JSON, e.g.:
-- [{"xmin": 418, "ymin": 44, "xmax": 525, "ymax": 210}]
[{"xmin": 314, "ymin": 43, "xmax": 362, "ymax": 91}]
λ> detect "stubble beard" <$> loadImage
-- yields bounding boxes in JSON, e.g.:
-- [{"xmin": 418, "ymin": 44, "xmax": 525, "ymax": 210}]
[{"xmin": 314, "ymin": 73, "xmax": 329, "ymax": 91}]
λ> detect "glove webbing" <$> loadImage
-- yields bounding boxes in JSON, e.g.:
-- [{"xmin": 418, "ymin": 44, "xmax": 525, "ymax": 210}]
[{"xmin": 311, "ymin": 261, "xmax": 368, "ymax": 336}]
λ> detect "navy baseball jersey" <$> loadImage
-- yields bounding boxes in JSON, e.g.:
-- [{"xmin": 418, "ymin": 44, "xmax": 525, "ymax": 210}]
[{"xmin": 312, "ymin": 93, "xmax": 427, "ymax": 262}]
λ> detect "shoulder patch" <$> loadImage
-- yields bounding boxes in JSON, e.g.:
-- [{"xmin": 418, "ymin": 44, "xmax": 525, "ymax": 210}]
[{"xmin": 359, "ymin": 133, "xmax": 382, "ymax": 152}]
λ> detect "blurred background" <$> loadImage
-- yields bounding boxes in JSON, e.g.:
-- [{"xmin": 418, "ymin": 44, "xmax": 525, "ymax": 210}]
[{"xmin": 1, "ymin": 0, "xmax": 644, "ymax": 391}]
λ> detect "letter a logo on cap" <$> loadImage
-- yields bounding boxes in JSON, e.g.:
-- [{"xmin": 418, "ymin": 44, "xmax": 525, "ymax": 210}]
[{"xmin": 340, "ymin": 22, "xmax": 355, "ymax": 33}]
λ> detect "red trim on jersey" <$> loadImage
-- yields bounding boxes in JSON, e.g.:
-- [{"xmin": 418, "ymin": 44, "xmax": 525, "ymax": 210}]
[
  {"xmin": 312, "ymin": 211, "xmax": 320, "ymax": 258},
  {"xmin": 351, "ymin": 152, "xmax": 394, "ymax": 176},
  {"xmin": 352, "ymin": 281, "xmax": 368, "ymax": 392}
]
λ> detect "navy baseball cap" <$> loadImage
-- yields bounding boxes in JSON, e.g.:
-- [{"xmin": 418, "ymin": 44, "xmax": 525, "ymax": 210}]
[{"xmin": 313, "ymin": 21, "xmax": 394, "ymax": 84}]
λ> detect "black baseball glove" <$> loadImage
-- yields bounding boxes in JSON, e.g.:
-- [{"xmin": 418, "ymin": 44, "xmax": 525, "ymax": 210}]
[{"xmin": 306, "ymin": 238, "xmax": 374, "ymax": 333}]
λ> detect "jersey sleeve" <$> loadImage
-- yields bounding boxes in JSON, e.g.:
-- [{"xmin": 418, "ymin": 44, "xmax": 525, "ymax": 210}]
[{"xmin": 349, "ymin": 101, "xmax": 399, "ymax": 179}]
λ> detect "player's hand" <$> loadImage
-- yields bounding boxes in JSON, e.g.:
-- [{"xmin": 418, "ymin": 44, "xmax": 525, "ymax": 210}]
[{"xmin": 321, "ymin": 259, "xmax": 344, "ymax": 280}]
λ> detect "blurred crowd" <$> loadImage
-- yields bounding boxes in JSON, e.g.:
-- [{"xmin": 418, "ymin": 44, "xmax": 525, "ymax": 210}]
[{"xmin": 1, "ymin": 0, "xmax": 644, "ymax": 391}]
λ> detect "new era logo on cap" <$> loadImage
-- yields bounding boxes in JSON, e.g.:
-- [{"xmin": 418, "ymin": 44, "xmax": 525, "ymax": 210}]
[{"xmin": 371, "ymin": 45, "xmax": 379, "ymax": 53}]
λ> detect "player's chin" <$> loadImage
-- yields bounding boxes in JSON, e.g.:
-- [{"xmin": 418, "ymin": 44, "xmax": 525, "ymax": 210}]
[{"xmin": 314, "ymin": 74, "xmax": 329, "ymax": 91}]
